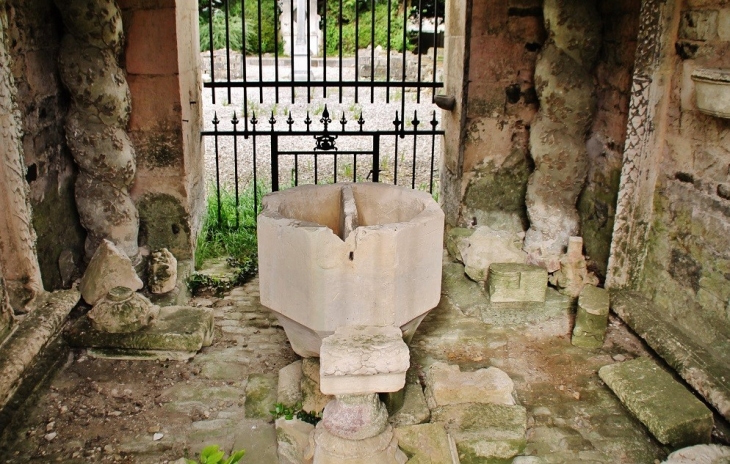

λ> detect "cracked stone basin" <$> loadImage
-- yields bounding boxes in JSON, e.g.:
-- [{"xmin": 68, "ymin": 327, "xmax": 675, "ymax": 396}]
[{"xmin": 258, "ymin": 183, "xmax": 444, "ymax": 357}]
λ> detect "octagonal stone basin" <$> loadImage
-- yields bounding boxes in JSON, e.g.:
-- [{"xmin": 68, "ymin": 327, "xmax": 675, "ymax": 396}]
[{"xmin": 258, "ymin": 183, "xmax": 444, "ymax": 357}]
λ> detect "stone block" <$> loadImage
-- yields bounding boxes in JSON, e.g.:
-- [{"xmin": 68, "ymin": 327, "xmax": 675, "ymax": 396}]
[
  {"xmin": 232, "ymin": 419, "xmax": 278, "ymax": 463},
  {"xmin": 571, "ymin": 285, "xmax": 610, "ymax": 349},
  {"xmin": 301, "ymin": 358, "xmax": 333, "ymax": 414},
  {"xmin": 393, "ymin": 423, "xmax": 458, "ymax": 464},
  {"xmin": 88, "ymin": 286, "xmax": 159, "ymax": 333},
  {"xmin": 457, "ymin": 226, "xmax": 527, "ymax": 283},
  {"xmin": 389, "ymin": 383, "xmax": 431, "ymax": 427},
  {"xmin": 719, "ymin": 9, "xmax": 730, "ymax": 41},
  {"xmin": 148, "ymin": 248, "xmax": 177, "ymax": 294},
  {"xmin": 127, "ymin": 74, "xmax": 182, "ymax": 132},
  {"xmin": 275, "ymin": 417, "xmax": 314, "ymax": 464},
  {"xmin": 611, "ymin": 290, "xmax": 730, "ymax": 422},
  {"xmin": 424, "ymin": 362, "xmax": 515, "ymax": 408},
  {"xmin": 79, "ymin": 239, "xmax": 143, "ymax": 305},
  {"xmin": 663, "ymin": 444, "xmax": 730, "ymax": 463},
  {"xmin": 319, "ymin": 326, "xmax": 410, "ymax": 395},
  {"xmin": 445, "ymin": 227, "xmax": 474, "ymax": 261},
  {"xmin": 679, "ymin": 10, "xmax": 718, "ymax": 41},
  {"xmin": 245, "ymin": 374, "xmax": 278, "ymax": 420},
  {"xmin": 124, "ymin": 8, "xmax": 178, "ymax": 75},
  {"xmin": 431, "ymin": 403, "xmax": 527, "ymax": 464},
  {"xmin": 598, "ymin": 357, "xmax": 713, "ymax": 447},
  {"xmin": 487, "ymin": 263, "xmax": 547, "ymax": 303},
  {"xmin": 66, "ymin": 306, "xmax": 213, "ymax": 360},
  {"xmin": 278, "ymin": 360, "xmax": 304, "ymax": 407}
]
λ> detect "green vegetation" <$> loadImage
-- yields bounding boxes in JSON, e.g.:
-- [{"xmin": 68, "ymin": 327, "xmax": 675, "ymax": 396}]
[
  {"xmin": 186, "ymin": 445, "xmax": 245, "ymax": 464},
  {"xmin": 199, "ymin": 0, "xmax": 281, "ymax": 54},
  {"xmin": 270, "ymin": 402, "xmax": 322, "ymax": 425},
  {"xmin": 324, "ymin": 0, "xmax": 409, "ymax": 55},
  {"xmin": 191, "ymin": 184, "xmax": 262, "ymax": 294}
]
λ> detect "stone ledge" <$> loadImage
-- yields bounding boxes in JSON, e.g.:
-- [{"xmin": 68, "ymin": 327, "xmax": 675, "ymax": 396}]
[
  {"xmin": 610, "ymin": 290, "xmax": 730, "ymax": 422},
  {"xmin": 65, "ymin": 305, "xmax": 213, "ymax": 360},
  {"xmin": 599, "ymin": 357, "xmax": 713, "ymax": 448},
  {"xmin": 0, "ymin": 290, "xmax": 80, "ymax": 421}
]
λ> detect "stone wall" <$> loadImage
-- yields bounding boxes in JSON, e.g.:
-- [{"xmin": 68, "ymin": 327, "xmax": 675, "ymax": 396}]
[
  {"xmin": 441, "ymin": 0, "xmax": 639, "ymax": 279},
  {"xmin": 638, "ymin": 0, "xmax": 730, "ymax": 341},
  {"xmin": 4, "ymin": 0, "xmax": 85, "ymax": 291},
  {"xmin": 0, "ymin": 0, "xmax": 45, "ymax": 310},
  {"xmin": 121, "ymin": 0, "xmax": 205, "ymax": 260},
  {"xmin": 579, "ymin": 0, "xmax": 641, "ymax": 277},
  {"xmin": 441, "ymin": 0, "xmax": 544, "ymax": 234}
]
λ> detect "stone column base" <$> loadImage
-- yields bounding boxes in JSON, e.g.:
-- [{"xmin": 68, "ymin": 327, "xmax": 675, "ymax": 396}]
[{"xmin": 313, "ymin": 423, "xmax": 407, "ymax": 464}]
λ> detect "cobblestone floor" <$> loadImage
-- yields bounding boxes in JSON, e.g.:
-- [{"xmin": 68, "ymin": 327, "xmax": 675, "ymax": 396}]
[{"xmin": 0, "ymin": 256, "xmax": 670, "ymax": 463}]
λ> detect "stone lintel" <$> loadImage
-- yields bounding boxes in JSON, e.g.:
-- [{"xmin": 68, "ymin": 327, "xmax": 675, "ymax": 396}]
[{"xmin": 598, "ymin": 357, "xmax": 713, "ymax": 447}]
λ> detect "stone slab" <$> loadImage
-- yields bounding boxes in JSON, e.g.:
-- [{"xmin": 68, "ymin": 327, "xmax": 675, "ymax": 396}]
[
  {"xmin": 424, "ymin": 362, "xmax": 515, "ymax": 408},
  {"xmin": 598, "ymin": 357, "xmax": 713, "ymax": 447},
  {"xmin": 611, "ymin": 290, "xmax": 730, "ymax": 422},
  {"xmin": 0, "ymin": 290, "xmax": 80, "ymax": 412},
  {"xmin": 301, "ymin": 358, "xmax": 333, "ymax": 414},
  {"xmin": 232, "ymin": 419, "xmax": 278, "ymax": 463},
  {"xmin": 319, "ymin": 325, "xmax": 410, "ymax": 395},
  {"xmin": 389, "ymin": 382, "xmax": 431, "ymax": 427},
  {"xmin": 393, "ymin": 423, "xmax": 458, "ymax": 464},
  {"xmin": 571, "ymin": 285, "xmax": 609, "ymax": 349},
  {"xmin": 487, "ymin": 263, "xmax": 548, "ymax": 303},
  {"xmin": 245, "ymin": 373, "xmax": 278, "ymax": 420},
  {"xmin": 431, "ymin": 403, "xmax": 527, "ymax": 463},
  {"xmin": 65, "ymin": 306, "xmax": 214, "ymax": 357},
  {"xmin": 278, "ymin": 360, "xmax": 304, "ymax": 407},
  {"xmin": 276, "ymin": 417, "xmax": 315, "ymax": 464}
]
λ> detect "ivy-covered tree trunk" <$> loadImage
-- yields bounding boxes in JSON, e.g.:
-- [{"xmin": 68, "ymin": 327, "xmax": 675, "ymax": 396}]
[{"xmin": 55, "ymin": 0, "xmax": 139, "ymax": 262}]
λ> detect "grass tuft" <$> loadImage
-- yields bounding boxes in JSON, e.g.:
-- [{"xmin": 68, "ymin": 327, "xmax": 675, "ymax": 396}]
[{"xmin": 195, "ymin": 183, "xmax": 264, "ymax": 274}]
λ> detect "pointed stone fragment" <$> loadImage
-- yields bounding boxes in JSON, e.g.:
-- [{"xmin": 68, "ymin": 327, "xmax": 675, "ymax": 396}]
[{"xmin": 79, "ymin": 239, "xmax": 143, "ymax": 305}]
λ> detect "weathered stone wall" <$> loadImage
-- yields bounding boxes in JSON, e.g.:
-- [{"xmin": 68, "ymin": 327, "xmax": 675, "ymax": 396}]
[
  {"xmin": 638, "ymin": 0, "xmax": 730, "ymax": 340},
  {"xmin": 441, "ymin": 0, "xmax": 639, "ymax": 279},
  {"xmin": 121, "ymin": 0, "xmax": 205, "ymax": 261},
  {"xmin": 442, "ymin": 0, "xmax": 544, "ymax": 234},
  {"xmin": 6, "ymin": 0, "xmax": 86, "ymax": 291},
  {"xmin": 579, "ymin": 0, "xmax": 641, "ymax": 277},
  {"xmin": 0, "ymin": 0, "xmax": 45, "ymax": 310}
]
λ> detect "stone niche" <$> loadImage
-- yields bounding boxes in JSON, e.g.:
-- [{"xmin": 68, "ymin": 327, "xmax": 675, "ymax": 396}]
[{"xmin": 258, "ymin": 183, "xmax": 444, "ymax": 357}]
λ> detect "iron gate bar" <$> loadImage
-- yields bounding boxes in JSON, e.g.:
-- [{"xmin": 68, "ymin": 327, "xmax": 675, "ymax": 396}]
[
  {"xmin": 274, "ymin": 0, "xmax": 279, "ymax": 103},
  {"xmin": 355, "ymin": 0, "xmax": 359, "ymax": 104},
  {"xmin": 224, "ymin": 0, "xmax": 232, "ymax": 104},
  {"xmin": 417, "ymin": 0, "xmax": 423, "ymax": 103},
  {"xmin": 370, "ymin": 0, "xmax": 375, "ymax": 104},
  {"xmin": 242, "ymin": 0, "xmax": 249, "ymax": 131},
  {"xmin": 386, "ymin": 0, "xmax": 392, "ymax": 104},
  {"xmin": 207, "ymin": 0, "xmax": 215, "ymax": 104},
  {"xmin": 257, "ymin": 0, "xmax": 263, "ymax": 103},
  {"xmin": 289, "ymin": 0, "xmax": 294, "ymax": 102},
  {"xmin": 339, "ymin": 0, "xmax": 343, "ymax": 103},
  {"xmin": 432, "ymin": 0, "xmax": 439, "ymax": 104}
]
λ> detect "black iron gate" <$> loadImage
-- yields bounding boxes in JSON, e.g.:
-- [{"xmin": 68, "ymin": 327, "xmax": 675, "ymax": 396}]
[{"xmin": 200, "ymin": 0, "xmax": 445, "ymax": 221}]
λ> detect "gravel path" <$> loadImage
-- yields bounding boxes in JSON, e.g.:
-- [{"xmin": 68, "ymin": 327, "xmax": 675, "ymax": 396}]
[{"xmin": 202, "ymin": 62, "xmax": 443, "ymax": 196}]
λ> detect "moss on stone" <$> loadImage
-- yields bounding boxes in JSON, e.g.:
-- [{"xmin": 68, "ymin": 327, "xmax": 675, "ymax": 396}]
[
  {"xmin": 463, "ymin": 151, "xmax": 531, "ymax": 231},
  {"xmin": 31, "ymin": 176, "xmax": 86, "ymax": 290},
  {"xmin": 135, "ymin": 128, "xmax": 183, "ymax": 169},
  {"xmin": 137, "ymin": 193, "xmax": 192, "ymax": 259},
  {"xmin": 577, "ymin": 167, "xmax": 620, "ymax": 277},
  {"xmin": 245, "ymin": 374, "xmax": 278, "ymax": 420}
]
